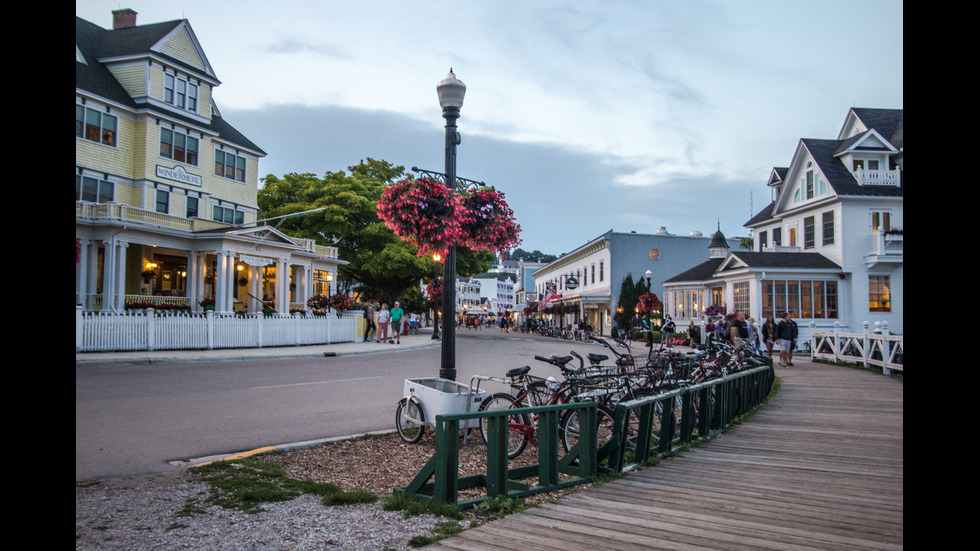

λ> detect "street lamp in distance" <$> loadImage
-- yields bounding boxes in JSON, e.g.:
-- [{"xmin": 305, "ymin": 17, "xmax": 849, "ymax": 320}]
[{"xmin": 432, "ymin": 253, "xmax": 442, "ymax": 340}]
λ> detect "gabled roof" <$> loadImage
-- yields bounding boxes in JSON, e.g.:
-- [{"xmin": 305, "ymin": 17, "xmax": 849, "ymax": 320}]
[
  {"xmin": 663, "ymin": 258, "xmax": 725, "ymax": 284},
  {"xmin": 844, "ymin": 108, "xmax": 903, "ymax": 150},
  {"xmin": 724, "ymin": 251, "xmax": 841, "ymax": 271},
  {"xmin": 803, "ymin": 138, "xmax": 902, "ymax": 199},
  {"xmin": 76, "ymin": 15, "xmax": 265, "ymax": 156}
]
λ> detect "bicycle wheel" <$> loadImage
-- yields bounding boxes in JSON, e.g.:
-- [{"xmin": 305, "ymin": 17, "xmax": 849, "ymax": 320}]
[
  {"xmin": 395, "ymin": 397, "xmax": 426, "ymax": 444},
  {"xmin": 559, "ymin": 404, "xmax": 618, "ymax": 454},
  {"xmin": 478, "ymin": 392, "xmax": 531, "ymax": 459}
]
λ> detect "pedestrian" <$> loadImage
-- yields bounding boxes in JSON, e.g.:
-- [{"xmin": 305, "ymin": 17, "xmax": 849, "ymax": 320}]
[
  {"xmin": 747, "ymin": 316, "xmax": 761, "ymax": 355},
  {"xmin": 729, "ymin": 311, "xmax": 749, "ymax": 348},
  {"xmin": 409, "ymin": 312, "xmax": 419, "ymax": 334},
  {"xmin": 363, "ymin": 301, "xmax": 376, "ymax": 342},
  {"xmin": 389, "ymin": 301, "xmax": 405, "ymax": 344},
  {"xmin": 761, "ymin": 314, "xmax": 777, "ymax": 357},
  {"xmin": 775, "ymin": 312, "xmax": 799, "ymax": 368},
  {"xmin": 377, "ymin": 303, "xmax": 390, "ymax": 344}
]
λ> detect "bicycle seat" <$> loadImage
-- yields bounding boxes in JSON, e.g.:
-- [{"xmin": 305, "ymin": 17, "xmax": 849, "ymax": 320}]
[
  {"xmin": 551, "ymin": 355, "xmax": 574, "ymax": 366},
  {"xmin": 587, "ymin": 353, "xmax": 608, "ymax": 364},
  {"xmin": 506, "ymin": 366, "xmax": 531, "ymax": 378}
]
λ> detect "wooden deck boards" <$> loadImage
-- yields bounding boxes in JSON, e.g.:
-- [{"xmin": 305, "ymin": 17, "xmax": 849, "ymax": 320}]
[{"xmin": 429, "ymin": 360, "xmax": 903, "ymax": 550}]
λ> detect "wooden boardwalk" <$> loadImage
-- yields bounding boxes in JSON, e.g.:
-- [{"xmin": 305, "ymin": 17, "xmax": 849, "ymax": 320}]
[{"xmin": 430, "ymin": 359, "xmax": 903, "ymax": 550}]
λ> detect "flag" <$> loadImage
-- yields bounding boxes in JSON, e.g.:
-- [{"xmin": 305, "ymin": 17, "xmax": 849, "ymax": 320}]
[{"xmin": 538, "ymin": 293, "xmax": 560, "ymax": 310}]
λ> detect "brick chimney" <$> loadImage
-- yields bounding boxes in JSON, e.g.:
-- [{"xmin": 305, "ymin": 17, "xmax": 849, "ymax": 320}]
[{"xmin": 112, "ymin": 8, "xmax": 138, "ymax": 30}]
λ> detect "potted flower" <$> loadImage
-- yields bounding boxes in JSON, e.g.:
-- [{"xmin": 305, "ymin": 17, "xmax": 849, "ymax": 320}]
[
  {"xmin": 307, "ymin": 294, "xmax": 330, "ymax": 316},
  {"xmin": 199, "ymin": 297, "xmax": 215, "ymax": 311},
  {"xmin": 328, "ymin": 293, "xmax": 354, "ymax": 316}
]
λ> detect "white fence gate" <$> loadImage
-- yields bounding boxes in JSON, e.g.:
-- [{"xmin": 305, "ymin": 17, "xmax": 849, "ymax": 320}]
[{"xmin": 76, "ymin": 306, "xmax": 358, "ymax": 353}]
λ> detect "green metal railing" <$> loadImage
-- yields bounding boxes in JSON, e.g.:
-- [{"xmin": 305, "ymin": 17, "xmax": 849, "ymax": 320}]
[{"xmin": 395, "ymin": 358, "xmax": 774, "ymax": 508}]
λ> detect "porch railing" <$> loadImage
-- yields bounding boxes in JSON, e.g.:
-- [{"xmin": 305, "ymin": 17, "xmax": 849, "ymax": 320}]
[
  {"xmin": 75, "ymin": 306, "xmax": 358, "ymax": 353},
  {"xmin": 810, "ymin": 321, "xmax": 903, "ymax": 374}
]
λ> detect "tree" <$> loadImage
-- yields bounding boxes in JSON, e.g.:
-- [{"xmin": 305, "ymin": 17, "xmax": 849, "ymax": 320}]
[
  {"xmin": 508, "ymin": 248, "xmax": 557, "ymax": 263},
  {"xmin": 258, "ymin": 158, "xmax": 493, "ymax": 304},
  {"xmin": 614, "ymin": 274, "xmax": 639, "ymax": 338}
]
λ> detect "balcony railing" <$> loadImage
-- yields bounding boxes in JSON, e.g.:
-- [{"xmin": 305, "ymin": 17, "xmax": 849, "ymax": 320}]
[{"xmin": 855, "ymin": 168, "xmax": 901, "ymax": 187}]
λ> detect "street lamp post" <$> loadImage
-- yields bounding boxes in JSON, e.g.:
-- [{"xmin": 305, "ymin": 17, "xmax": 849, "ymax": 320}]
[
  {"xmin": 645, "ymin": 269, "xmax": 653, "ymax": 348},
  {"xmin": 431, "ymin": 253, "xmax": 441, "ymax": 340},
  {"xmin": 437, "ymin": 69, "xmax": 466, "ymax": 381}
]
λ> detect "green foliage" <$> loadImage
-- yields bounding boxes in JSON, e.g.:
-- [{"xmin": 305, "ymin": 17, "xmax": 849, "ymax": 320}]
[
  {"xmin": 408, "ymin": 521, "xmax": 464, "ymax": 548},
  {"xmin": 473, "ymin": 496, "xmax": 530, "ymax": 519},
  {"xmin": 614, "ymin": 274, "xmax": 640, "ymax": 335}
]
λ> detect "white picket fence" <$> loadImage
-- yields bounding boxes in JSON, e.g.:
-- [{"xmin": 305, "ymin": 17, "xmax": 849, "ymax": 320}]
[
  {"xmin": 75, "ymin": 306, "xmax": 359, "ymax": 353},
  {"xmin": 810, "ymin": 321, "xmax": 903, "ymax": 375}
]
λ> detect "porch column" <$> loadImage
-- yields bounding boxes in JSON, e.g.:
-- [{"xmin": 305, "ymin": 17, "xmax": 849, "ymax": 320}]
[
  {"xmin": 113, "ymin": 241, "xmax": 128, "ymax": 311},
  {"xmin": 215, "ymin": 251, "xmax": 234, "ymax": 314},
  {"xmin": 249, "ymin": 265, "xmax": 262, "ymax": 313},
  {"xmin": 76, "ymin": 239, "xmax": 89, "ymax": 308},
  {"xmin": 276, "ymin": 257, "xmax": 289, "ymax": 314},
  {"xmin": 186, "ymin": 251, "xmax": 204, "ymax": 312}
]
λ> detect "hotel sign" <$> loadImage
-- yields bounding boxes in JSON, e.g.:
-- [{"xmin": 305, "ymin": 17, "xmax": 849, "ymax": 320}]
[
  {"xmin": 239, "ymin": 254, "xmax": 273, "ymax": 267},
  {"xmin": 156, "ymin": 165, "xmax": 202, "ymax": 187}
]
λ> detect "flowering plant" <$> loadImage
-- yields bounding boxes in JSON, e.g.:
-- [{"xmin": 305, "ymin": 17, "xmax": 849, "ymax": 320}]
[
  {"xmin": 635, "ymin": 293, "xmax": 661, "ymax": 314},
  {"xmin": 377, "ymin": 178, "xmax": 462, "ymax": 257},
  {"xmin": 377, "ymin": 179, "xmax": 522, "ymax": 257},
  {"xmin": 328, "ymin": 293, "xmax": 354, "ymax": 311},
  {"xmin": 457, "ymin": 187, "xmax": 522, "ymax": 253},
  {"xmin": 704, "ymin": 305, "xmax": 727, "ymax": 317},
  {"xmin": 426, "ymin": 278, "xmax": 443, "ymax": 304}
]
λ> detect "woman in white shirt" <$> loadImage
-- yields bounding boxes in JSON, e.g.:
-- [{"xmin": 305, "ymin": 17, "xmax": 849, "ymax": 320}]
[{"xmin": 376, "ymin": 304, "xmax": 390, "ymax": 344}]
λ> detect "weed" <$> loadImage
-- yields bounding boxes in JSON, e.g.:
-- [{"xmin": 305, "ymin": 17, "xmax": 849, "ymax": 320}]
[{"xmin": 382, "ymin": 492, "xmax": 463, "ymax": 520}]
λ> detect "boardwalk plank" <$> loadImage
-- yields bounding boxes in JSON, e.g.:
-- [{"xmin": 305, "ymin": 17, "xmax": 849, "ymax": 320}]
[{"xmin": 427, "ymin": 361, "xmax": 903, "ymax": 550}]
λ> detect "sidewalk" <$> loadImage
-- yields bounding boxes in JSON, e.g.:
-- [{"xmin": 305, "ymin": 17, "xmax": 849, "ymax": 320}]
[{"xmin": 75, "ymin": 326, "xmax": 442, "ymax": 365}]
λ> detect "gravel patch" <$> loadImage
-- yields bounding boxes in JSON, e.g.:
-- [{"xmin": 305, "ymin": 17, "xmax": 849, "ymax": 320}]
[{"xmin": 76, "ymin": 431, "xmax": 579, "ymax": 550}]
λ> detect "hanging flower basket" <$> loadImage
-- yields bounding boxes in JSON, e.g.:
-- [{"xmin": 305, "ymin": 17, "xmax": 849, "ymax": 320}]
[
  {"xmin": 377, "ymin": 178, "xmax": 462, "ymax": 257},
  {"xmin": 457, "ymin": 187, "xmax": 522, "ymax": 253}
]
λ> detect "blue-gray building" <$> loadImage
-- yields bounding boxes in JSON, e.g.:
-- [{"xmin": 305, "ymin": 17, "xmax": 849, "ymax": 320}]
[{"xmin": 531, "ymin": 227, "xmax": 746, "ymax": 334}]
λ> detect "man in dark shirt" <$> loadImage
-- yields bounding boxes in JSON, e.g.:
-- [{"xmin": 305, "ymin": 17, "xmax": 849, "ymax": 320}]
[
  {"xmin": 775, "ymin": 312, "xmax": 799, "ymax": 367},
  {"xmin": 729, "ymin": 311, "xmax": 749, "ymax": 348}
]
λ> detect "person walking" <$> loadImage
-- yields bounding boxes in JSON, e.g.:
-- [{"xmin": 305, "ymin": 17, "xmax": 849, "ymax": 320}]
[
  {"xmin": 775, "ymin": 312, "xmax": 799, "ymax": 368},
  {"xmin": 363, "ymin": 301, "xmax": 377, "ymax": 342},
  {"xmin": 747, "ymin": 316, "xmax": 761, "ymax": 355},
  {"xmin": 761, "ymin": 314, "xmax": 777, "ymax": 357},
  {"xmin": 377, "ymin": 303, "xmax": 390, "ymax": 344},
  {"xmin": 389, "ymin": 301, "xmax": 405, "ymax": 344}
]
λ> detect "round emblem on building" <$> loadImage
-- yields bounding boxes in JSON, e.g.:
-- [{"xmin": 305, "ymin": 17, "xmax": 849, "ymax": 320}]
[{"xmin": 649, "ymin": 249, "xmax": 661, "ymax": 260}]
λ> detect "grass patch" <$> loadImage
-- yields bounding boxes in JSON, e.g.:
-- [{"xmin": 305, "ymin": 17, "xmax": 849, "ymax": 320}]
[
  {"xmin": 189, "ymin": 457, "xmax": 376, "ymax": 514},
  {"xmin": 472, "ymin": 496, "xmax": 530, "ymax": 520},
  {"xmin": 408, "ymin": 521, "xmax": 464, "ymax": 548},
  {"xmin": 382, "ymin": 492, "xmax": 463, "ymax": 520}
]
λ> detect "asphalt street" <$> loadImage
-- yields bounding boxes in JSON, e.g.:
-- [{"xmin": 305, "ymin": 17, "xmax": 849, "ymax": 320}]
[{"xmin": 76, "ymin": 327, "xmax": 617, "ymax": 482}]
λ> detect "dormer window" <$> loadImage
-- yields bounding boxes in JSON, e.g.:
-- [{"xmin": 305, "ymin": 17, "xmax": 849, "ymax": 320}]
[{"xmin": 164, "ymin": 72, "xmax": 199, "ymax": 113}]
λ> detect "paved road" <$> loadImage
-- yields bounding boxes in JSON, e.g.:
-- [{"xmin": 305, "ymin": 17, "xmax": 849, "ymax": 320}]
[{"xmin": 76, "ymin": 329, "xmax": 613, "ymax": 482}]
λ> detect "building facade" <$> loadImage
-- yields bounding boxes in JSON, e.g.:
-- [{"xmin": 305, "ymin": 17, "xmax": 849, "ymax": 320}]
[
  {"xmin": 663, "ymin": 108, "xmax": 903, "ymax": 341},
  {"xmin": 76, "ymin": 9, "xmax": 345, "ymax": 315},
  {"xmin": 532, "ymin": 228, "xmax": 746, "ymax": 334}
]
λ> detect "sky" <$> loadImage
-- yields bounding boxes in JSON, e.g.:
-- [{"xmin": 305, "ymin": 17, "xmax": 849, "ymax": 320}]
[{"xmin": 76, "ymin": 0, "xmax": 903, "ymax": 255}]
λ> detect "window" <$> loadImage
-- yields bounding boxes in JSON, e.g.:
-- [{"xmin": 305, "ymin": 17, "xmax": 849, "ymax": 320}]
[
  {"xmin": 804, "ymin": 217, "xmax": 815, "ymax": 249},
  {"xmin": 215, "ymin": 149, "xmax": 246, "ymax": 183},
  {"xmin": 213, "ymin": 205, "xmax": 245, "ymax": 225},
  {"xmin": 160, "ymin": 128, "xmax": 199, "ymax": 166},
  {"xmin": 772, "ymin": 228, "xmax": 781, "ymax": 247},
  {"xmin": 758, "ymin": 230, "xmax": 767, "ymax": 251},
  {"xmin": 732, "ymin": 280, "xmax": 750, "ymax": 313},
  {"xmin": 155, "ymin": 189, "xmax": 169, "ymax": 214},
  {"xmin": 762, "ymin": 279, "xmax": 838, "ymax": 319},
  {"xmin": 869, "ymin": 275, "xmax": 891, "ymax": 312},
  {"xmin": 806, "ymin": 170, "xmax": 814, "ymax": 200},
  {"xmin": 75, "ymin": 175, "xmax": 114, "ymax": 203},
  {"xmin": 186, "ymin": 196, "xmax": 199, "ymax": 218},
  {"xmin": 599, "ymin": 261, "xmax": 604, "ymax": 282},
  {"xmin": 77, "ymin": 105, "xmax": 116, "ymax": 146},
  {"xmin": 788, "ymin": 226, "xmax": 797, "ymax": 247},
  {"xmin": 591, "ymin": 264, "xmax": 595, "ymax": 284},
  {"xmin": 822, "ymin": 212, "xmax": 835, "ymax": 245},
  {"xmin": 871, "ymin": 211, "xmax": 891, "ymax": 234},
  {"xmin": 164, "ymin": 72, "xmax": 198, "ymax": 113}
]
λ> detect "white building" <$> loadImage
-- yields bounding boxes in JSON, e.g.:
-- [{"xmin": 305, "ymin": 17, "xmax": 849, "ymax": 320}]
[
  {"xmin": 532, "ymin": 229, "xmax": 746, "ymax": 334},
  {"xmin": 663, "ymin": 107, "xmax": 903, "ymax": 341}
]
